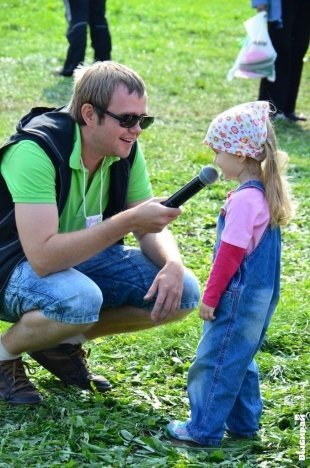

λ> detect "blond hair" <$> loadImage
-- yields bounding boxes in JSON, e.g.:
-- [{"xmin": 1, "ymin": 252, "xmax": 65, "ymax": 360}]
[
  {"xmin": 68, "ymin": 61, "xmax": 146, "ymax": 125},
  {"xmin": 259, "ymin": 120, "xmax": 294, "ymax": 226}
]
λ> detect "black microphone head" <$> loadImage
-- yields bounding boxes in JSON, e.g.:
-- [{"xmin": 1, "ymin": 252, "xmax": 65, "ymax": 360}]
[{"xmin": 198, "ymin": 165, "xmax": 219, "ymax": 185}]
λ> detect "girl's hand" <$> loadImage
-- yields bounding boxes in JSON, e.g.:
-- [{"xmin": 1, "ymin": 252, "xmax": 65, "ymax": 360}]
[{"xmin": 199, "ymin": 303, "xmax": 216, "ymax": 321}]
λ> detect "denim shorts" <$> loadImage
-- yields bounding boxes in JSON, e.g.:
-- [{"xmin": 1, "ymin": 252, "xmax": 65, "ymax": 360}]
[{"xmin": 0, "ymin": 245, "xmax": 200, "ymax": 325}]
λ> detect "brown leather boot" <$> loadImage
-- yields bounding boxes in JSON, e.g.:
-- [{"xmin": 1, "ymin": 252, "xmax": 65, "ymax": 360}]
[
  {"xmin": 0, "ymin": 357, "xmax": 42, "ymax": 405},
  {"xmin": 29, "ymin": 344, "xmax": 111, "ymax": 393}
]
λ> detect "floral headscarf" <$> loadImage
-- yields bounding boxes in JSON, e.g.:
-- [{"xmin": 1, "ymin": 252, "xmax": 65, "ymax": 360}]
[{"xmin": 204, "ymin": 101, "xmax": 270, "ymax": 161}]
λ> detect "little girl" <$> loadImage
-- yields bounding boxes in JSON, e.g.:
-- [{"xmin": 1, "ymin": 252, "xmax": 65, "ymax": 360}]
[{"xmin": 167, "ymin": 101, "xmax": 293, "ymax": 447}]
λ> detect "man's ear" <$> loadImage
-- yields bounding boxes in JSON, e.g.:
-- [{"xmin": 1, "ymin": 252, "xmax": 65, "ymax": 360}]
[{"xmin": 81, "ymin": 103, "xmax": 96, "ymax": 126}]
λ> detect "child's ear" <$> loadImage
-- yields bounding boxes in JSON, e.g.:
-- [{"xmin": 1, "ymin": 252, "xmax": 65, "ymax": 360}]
[{"xmin": 236, "ymin": 154, "xmax": 246, "ymax": 164}]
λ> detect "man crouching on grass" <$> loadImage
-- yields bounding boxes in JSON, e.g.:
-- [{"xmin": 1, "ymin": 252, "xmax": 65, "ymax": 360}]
[{"xmin": 0, "ymin": 61, "xmax": 200, "ymax": 404}]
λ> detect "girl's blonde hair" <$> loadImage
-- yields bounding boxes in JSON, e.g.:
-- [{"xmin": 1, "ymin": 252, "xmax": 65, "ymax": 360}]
[{"xmin": 260, "ymin": 120, "xmax": 294, "ymax": 226}]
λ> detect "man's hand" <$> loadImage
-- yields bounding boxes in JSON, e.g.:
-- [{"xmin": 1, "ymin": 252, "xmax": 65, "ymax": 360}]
[
  {"xmin": 199, "ymin": 303, "xmax": 216, "ymax": 321},
  {"xmin": 132, "ymin": 200, "xmax": 185, "ymax": 323},
  {"xmin": 144, "ymin": 261, "xmax": 184, "ymax": 322},
  {"xmin": 130, "ymin": 198, "xmax": 181, "ymax": 234}
]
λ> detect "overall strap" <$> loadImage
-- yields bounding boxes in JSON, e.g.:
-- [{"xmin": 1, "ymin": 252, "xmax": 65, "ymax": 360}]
[{"xmin": 236, "ymin": 179, "xmax": 265, "ymax": 193}]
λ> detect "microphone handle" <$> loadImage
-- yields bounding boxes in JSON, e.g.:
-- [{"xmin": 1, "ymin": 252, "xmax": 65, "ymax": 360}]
[{"xmin": 161, "ymin": 176, "xmax": 205, "ymax": 208}]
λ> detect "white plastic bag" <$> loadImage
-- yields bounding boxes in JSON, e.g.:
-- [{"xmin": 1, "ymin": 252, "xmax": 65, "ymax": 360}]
[{"xmin": 227, "ymin": 11, "xmax": 277, "ymax": 82}]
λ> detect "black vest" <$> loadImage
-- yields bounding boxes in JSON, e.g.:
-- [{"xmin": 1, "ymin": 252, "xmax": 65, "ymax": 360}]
[{"xmin": 0, "ymin": 107, "xmax": 136, "ymax": 292}]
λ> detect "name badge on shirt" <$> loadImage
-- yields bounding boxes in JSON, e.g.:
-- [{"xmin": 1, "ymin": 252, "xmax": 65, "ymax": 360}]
[{"xmin": 86, "ymin": 214, "xmax": 103, "ymax": 228}]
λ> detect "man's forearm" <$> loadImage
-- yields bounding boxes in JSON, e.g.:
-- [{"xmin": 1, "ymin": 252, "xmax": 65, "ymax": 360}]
[
  {"xmin": 29, "ymin": 209, "xmax": 138, "ymax": 276},
  {"xmin": 17, "ymin": 200, "xmax": 181, "ymax": 277},
  {"xmin": 137, "ymin": 228, "xmax": 183, "ymax": 269}
]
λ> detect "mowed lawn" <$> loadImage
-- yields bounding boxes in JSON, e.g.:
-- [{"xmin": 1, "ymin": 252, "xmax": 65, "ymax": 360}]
[{"xmin": 0, "ymin": 1, "xmax": 309, "ymax": 466}]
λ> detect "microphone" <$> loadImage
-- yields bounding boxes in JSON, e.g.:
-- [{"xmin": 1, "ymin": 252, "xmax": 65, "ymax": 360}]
[{"xmin": 161, "ymin": 165, "xmax": 218, "ymax": 208}]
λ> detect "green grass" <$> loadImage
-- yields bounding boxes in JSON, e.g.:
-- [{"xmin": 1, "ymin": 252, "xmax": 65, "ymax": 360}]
[{"xmin": 0, "ymin": 0, "xmax": 309, "ymax": 466}]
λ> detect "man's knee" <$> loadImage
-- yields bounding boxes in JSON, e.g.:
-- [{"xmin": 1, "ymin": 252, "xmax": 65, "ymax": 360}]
[
  {"xmin": 180, "ymin": 269, "xmax": 200, "ymax": 310},
  {"xmin": 43, "ymin": 275, "xmax": 103, "ymax": 325}
]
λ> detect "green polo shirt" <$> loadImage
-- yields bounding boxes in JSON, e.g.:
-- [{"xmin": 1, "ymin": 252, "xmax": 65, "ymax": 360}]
[{"xmin": 1, "ymin": 124, "xmax": 152, "ymax": 232}]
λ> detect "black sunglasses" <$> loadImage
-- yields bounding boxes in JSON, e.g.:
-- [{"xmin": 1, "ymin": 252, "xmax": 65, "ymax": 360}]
[{"xmin": 93, "ymin": 105, "xmax": 155, "ymax": 129}]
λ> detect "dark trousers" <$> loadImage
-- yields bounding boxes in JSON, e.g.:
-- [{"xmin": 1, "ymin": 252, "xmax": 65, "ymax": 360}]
[
  {"xmin": 258, "ymin": 0, "xmax": 310, "ymax": 115},
  {"xmin": 63, "ymin": 0, "xmax": 112, "ymax": 73}
]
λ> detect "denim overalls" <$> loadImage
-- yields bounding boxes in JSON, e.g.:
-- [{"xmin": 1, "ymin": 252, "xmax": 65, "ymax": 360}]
[{"xmin": 186, "ymin": 180, "xmax": 281, "ymax": 446}]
